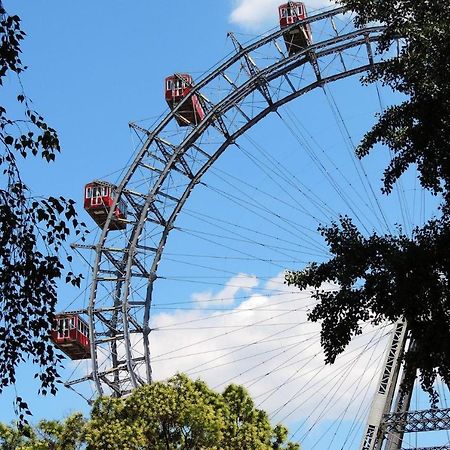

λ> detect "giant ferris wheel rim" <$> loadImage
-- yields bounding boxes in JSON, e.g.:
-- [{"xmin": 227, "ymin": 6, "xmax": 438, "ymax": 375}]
[{"xmin": 76, "ymin": 6, "xmax": 391, "ymax": 397}]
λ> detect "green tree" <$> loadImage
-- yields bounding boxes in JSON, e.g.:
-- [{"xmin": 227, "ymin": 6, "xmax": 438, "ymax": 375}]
[
  {"xmin": 0, "ymin": 374, "xmax": 300, "ymax": 450},
  {"xmin": 86, "ymin": 374, "xmax": 299, "ymax": 450},
  {"xmin": 286, "ymin": 0, "xmax": 450, "ymax": 399},
  {"xmin": 0, "ymin": 414, "xmax": 85, "ymax": 450},
  {"xmin": 0, "ymin": 3, "xmax": 85, "ymax": 419}
]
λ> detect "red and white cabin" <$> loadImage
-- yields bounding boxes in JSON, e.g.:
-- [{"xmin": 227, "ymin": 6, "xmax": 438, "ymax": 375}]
[
  {"xmin": 84, "ymin": 180, "xmax": 127, "ymax": 230},
  {"xmin": 51, "ymin": 314, "xmax": 91, "ymax": 360},
  {"xmin": 165, "ymin": 74, "xmax": 205, "ymax": 127},
  {"xmin": 279, "ymin": 2, "xmax": 312, "ymax": 55}
]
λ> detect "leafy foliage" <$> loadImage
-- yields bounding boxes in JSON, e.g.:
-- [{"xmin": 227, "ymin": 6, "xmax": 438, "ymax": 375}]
[
  {"xmin": 287, "ymin": 0, "xmax": 450, "ymax": 398},
  {"xmin": 342, "ymin": 0, "xmax": 450, "ymax": 204},
  {"xmin": 286, "ymin": 217, "xmax": 450, "ymax": 400},
  {"xmin": 0, "ymin": 414, "xmax": 85, "ymax": 450},
  {"xmin": 0, "ymin": 374, "xmax": 300, "ymax": 450},
  {"xmin": 0, "ymin": 4, "xmax": 85, "ymax": 418}
]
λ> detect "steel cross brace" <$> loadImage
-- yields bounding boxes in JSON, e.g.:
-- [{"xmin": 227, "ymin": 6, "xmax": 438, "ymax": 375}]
[
  {"xmin": 154, "ymin": 137, "xmax": 194, "ymax": 179},
  {"xmin": 383, "ymin": 408, "xmax": 450, "ymax": 434},
  {"xmin": 228, "ymin": 32, "xmax": 274, "ymax": 107}
]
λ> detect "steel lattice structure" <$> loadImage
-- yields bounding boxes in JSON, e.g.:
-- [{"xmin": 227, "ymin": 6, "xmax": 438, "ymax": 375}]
[
  {"xmin": 63, "ymin": 6, "xmax": 450, "ymax": 449},
  {"xmin": 68, "ymin": 6, "xmax": 391, "ymax": 398},
  {"xmin": 383, "ymin": 407, "xmax": 450, "ymax": 434}
]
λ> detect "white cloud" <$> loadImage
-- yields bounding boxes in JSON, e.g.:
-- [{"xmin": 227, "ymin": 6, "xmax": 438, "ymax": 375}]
[
  {"xmin": 68, "ymin": 269, "xmax": 393, "ymax": 446},
  {"xmin": 229, "ymin": 0, "xmax": 334, "ymax": 30},
  {"xmin": 150, "ymin": 272, "xmax": 391, "ymax": 436},
  {"xmin": 192, "ymin": 272, "xmax": 259, "ymax": 306}
]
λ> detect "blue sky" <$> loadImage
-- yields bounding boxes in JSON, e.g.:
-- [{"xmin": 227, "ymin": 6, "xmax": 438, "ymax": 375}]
[{"xmin": 1, "ymin": 1, "xmax": 448, "ymax": 448}]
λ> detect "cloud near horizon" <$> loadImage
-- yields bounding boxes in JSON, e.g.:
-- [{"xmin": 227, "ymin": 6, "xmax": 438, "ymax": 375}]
[
  {"xmin": 229, "ymin": 0, "xmax": 335, "ymax": 30},
  {"xmin": 150, "ymin": 272, "xmax": 390, "ymax": 432},
  {"xmin": 86, "ymin": 271, "xmax": 391, "ymax": 444}
]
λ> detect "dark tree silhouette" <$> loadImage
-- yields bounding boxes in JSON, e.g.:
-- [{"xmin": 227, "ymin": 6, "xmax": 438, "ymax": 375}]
[
  {"xmin": 0, "ymin": 4, "xmax": 85, "ymax": 421},
  {"xmin": 286, "ymin": 0, "xmax": 450, "ymax": 400}
]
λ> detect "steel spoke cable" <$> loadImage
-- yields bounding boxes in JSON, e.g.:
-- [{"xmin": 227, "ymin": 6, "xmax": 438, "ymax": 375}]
[
  {"xmin": 176, "ymin": 227, "xmax": 311, "ymax": 271},
  {"xmin": 179, "ymin": 210, "xmax": 323, "ymax": 256},
  {"xmin": 247, "ymin": 320, "xmax": 364, "ymax": 392},
  {"xmin": 157, "ymin": 321, "xmax": 304, "ymax": 376},
  {"xmin": 243, "ymin": 102, "xmax": 356, "ymax": 223},
  {"xmin": 152, "ymin": 306, "xmax": 307, "ymax": 313},
  {"xmin": 233, "ymin": 137, "xmax": 342, "ymax": 225},
  {"xmin": 253, "ymin": 323, "xmax": 387, "ymax": 404},
  {"xmin": 152, "ymin": 330, "xmax": 318, "ymax": 363},
  {"xmin": 198, "ymin": 182, "xmax": 330, "ymax": 257},
  {"xmin": 178, "ymin": 212, "xmax": 325, "ymax": 258},
  {"xmin": 282, "ymin": 101, "xmax": 390, "ymax": 230},
  {"xmin": 162, "ymin": 252, "xmax": 306, "ymax": 264},
  {"xmin": 188, "ymin": 337, "xmax": 308, "ymax": 380},
  {"xmin": 322, "ymin": 326, "xmax": 389, "ymax": 449},
  {"xmin": 159, "ymin": 274, "xmax": 293, "ymax": 284},
  {"xmin": 340, "ymin": 358, "xmax": 389, "ymax": 448},
  {"xmin": 288, "ymin": 330, "xmax": 389, "ymax": 442},
  {"xmin": 212, "ymin": 332, "xmax": 322, "ymax": 389},
  {"xmin": 156, "ymin": 275, "xmax": 299, "ymax": 293},
  {"xmin": 150, "ymin": 307, "xmax": 302, "ymax": 360},
  {"xmin": 164, "ymin": 322, "xmax": 306, "ymax": 330},
  {"xmin": 294, "ymin": 330, "xmax": 387, "ymax": 440},
  {"xmin": 276, "ymin": 108, "xmax": 376, "ymax": 234},
  {"xmin": 152, "ymin": 287, "xmax": 314, "ymax": 317},
  {"xmin": 373, "ymin": 78, "xmax": 414, "ymax": 233},
  {"xmin": 151, "ymin": 289, "xmax": 312, "ymax": 308},
  {"xmin": 153, "ymin": 303, "xmax": 307, "ymax": 331},
  {"xmin": 373, "ymin": 80, "xmax": 414, "ymax": 237},
  {"xmin": 194, "ymin": 167, "xmax": 327, "ymax": 242},
  {"xmin": 272, "ymin": 325, "xmax": 390, "ymax": 422},
  {"xmin": 241, "ymin": 132, "xmax": 342, "ymax": 221},
  {"xmin": 254, "ymin": 325, "xmax": 383, "ymax": 412},
  {"xmin": 254, "ymin": 351, "xmax": 321, "ymax": 409},
  {"xmin": 200, "ymin": 143, "xmax": 324, "ymax": 226},
  {"xmin": 322, "ymin": 84, "xmax": 393, "ymax": 233},
  {"xmin": 157, "ymin": 252, "xmax": 272, "ymax": 279}
]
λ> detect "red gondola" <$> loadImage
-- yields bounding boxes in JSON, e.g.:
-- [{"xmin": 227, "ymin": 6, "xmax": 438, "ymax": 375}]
[
  {"xmin": 51, "ymin": 314, "xmax": 91, "ymax": 360},
  {"xmin": 84, "ymin": 180, "xmax": 127, "ymax": 230},
  {"xmin": 279, "ymin": 2, "xmax": 312, "ymax": 56},
  {"xmin": 165, "ymin": 74, "xmax": 205, "ymax": 126}
]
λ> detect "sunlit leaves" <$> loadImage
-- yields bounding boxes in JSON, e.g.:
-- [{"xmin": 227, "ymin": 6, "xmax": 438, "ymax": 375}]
[
  {"xmin": 0, "ymin": 413, "xmax": 86, "ymax": 450},
  {"xmin": 0, "ymin": 375, "xmax": 300, "ymax": 449},
  {"xmin": 85, "ymin": 374, "xmax": 299, "ymax": 449}
]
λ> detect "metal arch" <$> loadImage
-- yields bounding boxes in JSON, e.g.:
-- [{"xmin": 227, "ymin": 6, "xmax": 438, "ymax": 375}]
[{"xmin": 78, "ymin": 7, "xmax": 389, "ymax": 397}]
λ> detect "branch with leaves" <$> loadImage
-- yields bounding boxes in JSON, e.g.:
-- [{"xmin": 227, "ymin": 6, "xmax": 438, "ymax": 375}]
[
  {"xmin": 0, "ymin": 375, "xmax": 300, "ymax": 450},
  {"xmin": 287, "ymin": 0, "xmax": 450, "ymax": 401},
  {"xmin": 0, "ymin": 4, "xmax": 86, "ymax": 422}
]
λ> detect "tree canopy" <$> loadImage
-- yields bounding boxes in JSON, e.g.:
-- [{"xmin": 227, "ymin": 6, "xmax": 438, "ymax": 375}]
[
  {"xmin": 0, "ymin": 374, "xmax": 300, "ymax": 450},
  {"xmin": 286, "ymin": 0, "xmax": 450, "ymax": 399},
  {"xmin": 0, "ymin": 4, "xmax": 85, "ymax": 419},
  {"xmin": 343, "ymin": 0, "xmax": 450, "ymax": 204}
]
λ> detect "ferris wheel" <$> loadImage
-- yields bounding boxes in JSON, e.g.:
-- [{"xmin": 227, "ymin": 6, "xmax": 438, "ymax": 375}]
[{"xmin": 51, "ymin": 3, "xmax": 450, "ymax": 449}]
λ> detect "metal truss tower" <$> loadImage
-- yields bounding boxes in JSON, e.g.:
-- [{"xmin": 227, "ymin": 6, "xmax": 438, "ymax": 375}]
[{"xmin": 360, "ymin": 321, "xmax": 450, "ymax": 450}]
